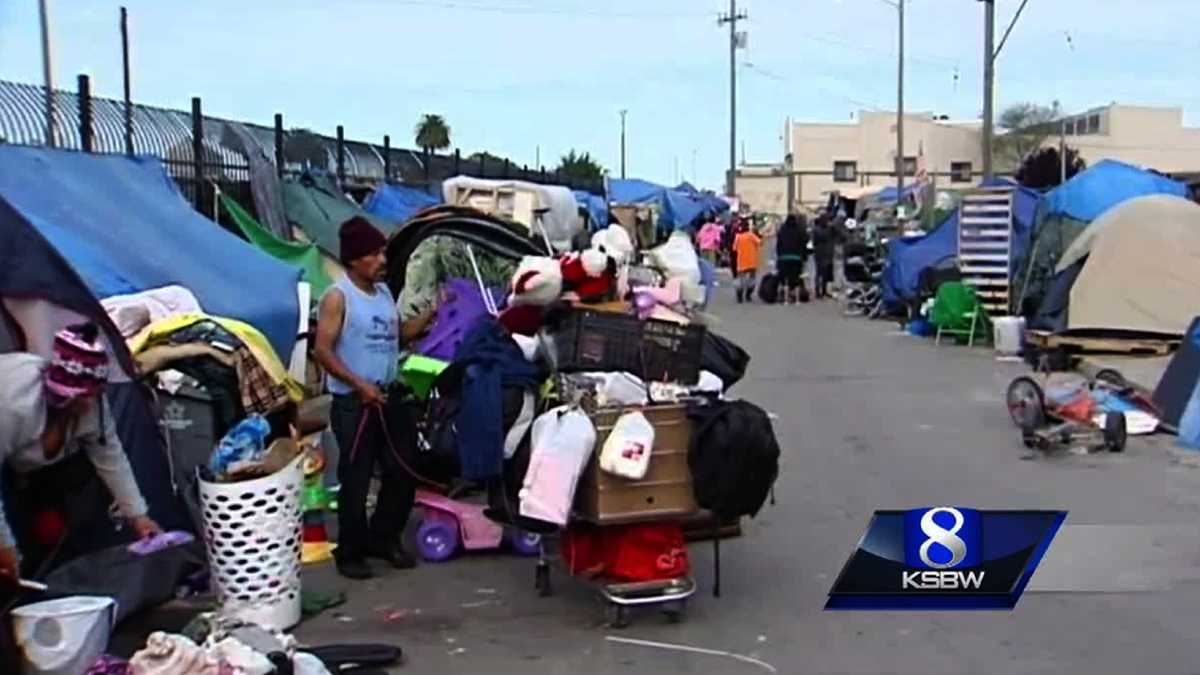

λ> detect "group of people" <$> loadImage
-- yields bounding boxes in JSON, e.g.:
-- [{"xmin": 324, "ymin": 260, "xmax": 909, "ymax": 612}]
[{"xmin": 694, "ymin": 211, "xmax": 844, "ymax": 305}]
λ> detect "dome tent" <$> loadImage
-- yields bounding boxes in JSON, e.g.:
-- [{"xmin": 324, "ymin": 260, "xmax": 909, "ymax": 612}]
[
  {"xmin": 1015, "ymin": 159, "xmax": 1188, "ymax": 316},
  {"xmin": 1030, "ymin": 195, "xmax": 1200, "ymax": 337}
]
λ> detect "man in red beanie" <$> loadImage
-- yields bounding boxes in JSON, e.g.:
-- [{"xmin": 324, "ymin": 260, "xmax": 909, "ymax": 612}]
[{"xmin": 314, "ymin": 216, "xmax": 436, "ymax": 579}]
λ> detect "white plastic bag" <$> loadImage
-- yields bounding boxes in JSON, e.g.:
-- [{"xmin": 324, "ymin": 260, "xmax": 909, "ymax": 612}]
[
  {"xmin": 599, "ymin": 411, "xmax": 655, "ymax": 480},
  {"xmin": 519, "ymin": 406, "xmax": 596, "ymax": 526}
]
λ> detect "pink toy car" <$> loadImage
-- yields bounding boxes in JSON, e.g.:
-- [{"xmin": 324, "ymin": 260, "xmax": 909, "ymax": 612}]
[{"xmin": 414, "ymin": 490, "xmax": 542, "ymax": 562}]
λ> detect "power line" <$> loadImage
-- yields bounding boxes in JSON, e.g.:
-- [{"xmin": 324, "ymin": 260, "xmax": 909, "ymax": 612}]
[{"xmin": 390, "ymin": 0, "xmax": 710, "ymax": 18}]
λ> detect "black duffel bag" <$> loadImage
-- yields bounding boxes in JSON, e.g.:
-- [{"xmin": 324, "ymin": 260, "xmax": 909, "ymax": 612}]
[{"xmin": 699, "ymin": 332, "xmax": 751, "ymax": 391}]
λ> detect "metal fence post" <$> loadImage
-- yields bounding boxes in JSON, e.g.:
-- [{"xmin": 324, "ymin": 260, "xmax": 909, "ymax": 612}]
[
  {"xmin": 503, "ymin": 159, "xmax": 510, "ymax": 179},
  {"xmin": 454, "ymin": 148, "xmax": 461, "ymax": 175},
  {"xmin": 274, "ymin": 113, "xmax": 283, "ymax": 178},
  {"xmin": 77, "ymin": 74, "xmax": 93, "ymax": 152},
  {"xmin": 191, "ymin": 96, "xmax": 204, "ymax": 212},
  {"xmin": 479, "ymin": 154, "xmax": 487, "ymax": 178},
  {"xmin": 383, "ymin": 134, "xmax": 391, "ymax": 180},
  {"xmin": 336, "ymin": 125, "xmax": 345, "ymax": 184}
]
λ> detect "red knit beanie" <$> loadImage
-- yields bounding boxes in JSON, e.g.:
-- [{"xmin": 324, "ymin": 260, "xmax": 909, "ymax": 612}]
[
  {"xmin": 339, "ymin": 216, "xmax": 387, "ymax": 263},
  {"xmin": 45, "ymin": 322, "xmax": 109, "ymax": 405}
]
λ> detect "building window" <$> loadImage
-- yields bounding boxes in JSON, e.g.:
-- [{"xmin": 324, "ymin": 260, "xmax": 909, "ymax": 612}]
[
  {"xmin": 1088, "ymin": 114, "xmax": 1101, "ymax": 134},
  {"xmin": 1065, "ymin": 118, "xmax": 1075, "ymax": 135},
  {"xmin": 833, "ymin": 161, "xmax": 857, "ymax": 182},
  {"xmin": 902, "ymin": 157, "xmax": 918, "ymax": 177},
  {"xmin": 1075, "ymin": 118, "xmax": 1087, "ymax": 135},
  {"xmin": 951, "ymin": 162, "xmax": 973, "ymax": 183}
]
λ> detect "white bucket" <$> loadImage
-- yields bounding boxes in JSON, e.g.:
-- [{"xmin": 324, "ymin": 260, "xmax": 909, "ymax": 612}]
[
  {"xmin": 198, "ymin": 452, "xmax": 304, "ymax": 630},
  {"xmin": 12, "ymin": 596, "xmax": 116, "ymax": 675},
  {"xmin": 993, "ymin": 316, "xmax": 1026, "ymax": 356}
]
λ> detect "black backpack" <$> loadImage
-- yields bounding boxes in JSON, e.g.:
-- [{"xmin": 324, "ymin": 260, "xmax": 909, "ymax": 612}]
[
  {"xmin": 686, "ymin": 400, "xmax": 780, "ymax": 519},
  {"xmin": 757, "ymin": 273, "xmax": 780, "ymax": 303}
]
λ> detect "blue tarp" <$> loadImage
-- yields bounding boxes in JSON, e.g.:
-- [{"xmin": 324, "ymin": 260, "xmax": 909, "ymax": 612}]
[
  {"xmin": 364, "ymin": 182, "xmax": 441, "ymax": 223},
  {"xmin": 880, "ymin": 178, "xmax": 1041, "ymax": 308},
  {"xmin": 573, "ymin": 190, "xmax": 609, "ymax": 231},
  {"xmin": 607, "ymin": 177, "xmax": 728, "ymax": 231},
  {"xmin": 1043, "ymin": 159, "xmax": 1189, "ymax": 222},
  {"xmin": 873, "ymin": 184, "xmax": 921, "ymax": 203},
  {"xmin": 0, "ymin": 146, "xmax": 301, "ymax": 360},
  {"xmin": 881, "ymin": 209, "xmax": 960, "ymax": 308}
]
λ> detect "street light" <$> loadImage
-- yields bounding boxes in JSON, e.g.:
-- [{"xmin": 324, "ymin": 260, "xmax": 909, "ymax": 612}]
[
  {"xmin": 865, "ymin": 0, "xmax": 905, "ymax": 212},
  {"xmin": 619, "ymin": 109, "xmax": 628, "ymax": 179}
]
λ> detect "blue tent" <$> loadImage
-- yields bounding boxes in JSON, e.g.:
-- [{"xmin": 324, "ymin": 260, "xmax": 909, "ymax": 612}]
[
  {"xmin": 608, "ymin": 177, "xmax": 665, "ymax": 205},
  {"xmin": 1043, "ymin": 159, "xmax": 1188, "ymax": 222},
  {"xmin": 0, "ymin": 146, "xmax": 301, "ymax": 361},
  {"xmin": 573, "ymin": 190, "xmax": 609, "ymax": 231},
  {"xmin": 364, "ymin": 182, "xmax": 441, "ymax": 223},
  {"xmin": 873, "ymin": 184, "xmax": 921, "ymax": 203}
]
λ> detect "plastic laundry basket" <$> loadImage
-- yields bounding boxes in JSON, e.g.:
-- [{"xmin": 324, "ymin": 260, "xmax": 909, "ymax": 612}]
[
  {"xmin": 199, "ymin": 452, "xmax": 304, "ymax": 630},
  {"xmin": 12, "ymin": 595, "xmax": 116, "ymax": 675}
]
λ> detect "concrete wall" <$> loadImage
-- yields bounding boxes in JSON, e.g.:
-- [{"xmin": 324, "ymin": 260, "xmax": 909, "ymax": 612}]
[{"xmin": 734, "ymin": 171, "xmax": 789, "ymax": 216}]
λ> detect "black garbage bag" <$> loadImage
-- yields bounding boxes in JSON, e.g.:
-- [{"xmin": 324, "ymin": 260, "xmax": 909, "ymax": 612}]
[{"xmin": 700, "ymin": 332, "xmax": 751, "ymax": 391}]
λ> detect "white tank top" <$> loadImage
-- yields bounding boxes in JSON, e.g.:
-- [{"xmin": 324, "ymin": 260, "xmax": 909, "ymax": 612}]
[{"xmin": 324, "ymin": 278, "xmax": 400, "ymax": 395}]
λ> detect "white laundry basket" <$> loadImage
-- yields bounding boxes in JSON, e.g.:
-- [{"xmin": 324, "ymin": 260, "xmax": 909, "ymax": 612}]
[
  {"xmin": 11, "ymin": 595, "xmax": 116, "ymax": 675},
  {"xmin": 199, "ymin": 452, "xmax": 304, "ymax": 630}
]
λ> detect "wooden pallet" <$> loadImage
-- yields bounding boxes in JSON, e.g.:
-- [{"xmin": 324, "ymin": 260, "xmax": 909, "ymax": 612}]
[{"xmin": 1027, "ymin": 330, "xmax": 1179, "ymax": 356}]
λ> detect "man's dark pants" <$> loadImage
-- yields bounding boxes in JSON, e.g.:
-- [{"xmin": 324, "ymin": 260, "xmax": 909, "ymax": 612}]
[{"xmin": 329, "ymin": 393, "xmax": 417, "ymax": 562}]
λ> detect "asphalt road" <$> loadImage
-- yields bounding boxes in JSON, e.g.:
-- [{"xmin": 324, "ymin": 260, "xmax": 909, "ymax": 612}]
[{"xmin": 296, "ymin": 291, "xmax": 1200, "ymax": 675}]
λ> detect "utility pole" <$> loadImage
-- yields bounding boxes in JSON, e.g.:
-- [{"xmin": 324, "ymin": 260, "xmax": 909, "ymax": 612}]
[
  {"xmin": 719, "ymin": 0, "xmax": 747, "ymax": 197},
  {"xmin": 120, "ymin": 6, "xmax": 133, "ymax": 155},
  {"xmin": 981, "ymin": 0, "xmax": 996, "ymax": 181},
  {"xmin": 38, "ymin": 0, "xmax": 56, "ymax": 147},
  {"xmin": 1059, "ymin": 119, "xmax": 1067, "ymax": 184},
  {"xmin": 619, "ymin": 109, "xmax": 628, "ymax": 179},
  {"xmin": 896, "ymin": 0, "xmax": 905, "ymax": 208}
]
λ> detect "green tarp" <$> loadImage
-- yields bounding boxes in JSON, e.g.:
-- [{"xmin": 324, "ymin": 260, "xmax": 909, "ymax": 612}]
[
  {"xmin": 281, "ymin": 171, "xmax": 397, "ymax": 258},
  {"xmin": 220, "ymin": 194, "xmax": 333, "ymax": 297}
]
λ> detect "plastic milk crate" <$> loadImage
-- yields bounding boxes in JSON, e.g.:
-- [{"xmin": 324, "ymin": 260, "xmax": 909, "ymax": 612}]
[{"xmin": 549, "ymin": 309, "xmax": 705, "ymax": 385}]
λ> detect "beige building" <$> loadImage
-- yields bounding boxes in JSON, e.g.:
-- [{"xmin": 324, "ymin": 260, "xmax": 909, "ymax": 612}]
[{"xmin": 736, "ymin": 104, "xmax": 1200, "ymax": 212}]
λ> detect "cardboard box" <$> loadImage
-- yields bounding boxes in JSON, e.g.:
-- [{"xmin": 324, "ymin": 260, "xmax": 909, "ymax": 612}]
[{"xmin": 575, "ymin": 404, "xmax": 698, "ymax": 524}]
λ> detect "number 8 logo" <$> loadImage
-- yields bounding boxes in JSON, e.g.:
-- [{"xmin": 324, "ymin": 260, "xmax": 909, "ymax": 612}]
[{"xmin": 918, "ymin": 507, "xmax": 968, "ymax": 569}]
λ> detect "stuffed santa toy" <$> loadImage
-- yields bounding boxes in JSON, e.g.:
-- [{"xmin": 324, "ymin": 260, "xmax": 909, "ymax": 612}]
[{"xmin": 499, "ymin": 256, "xmax": 563, "ymax": 335}]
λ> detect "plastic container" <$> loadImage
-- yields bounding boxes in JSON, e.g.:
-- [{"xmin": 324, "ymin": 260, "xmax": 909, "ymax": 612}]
[
  {"xmin": 993, "ymin": 316, "xmax": 1026, "ymax": 356},
  {"xmin": 198, "ymin": 452, "xmax": 304, "ymax": 630},
  {"xmin": 550, "ymin": 310, "xmax": 705, "ymax": 385},
  {"xmin": 12, "ymin": 596, "xmax": 116, "ymax": 675}
]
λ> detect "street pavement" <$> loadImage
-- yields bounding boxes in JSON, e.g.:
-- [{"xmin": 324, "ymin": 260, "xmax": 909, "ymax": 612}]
[{"xmin": 295, "ymin": 291, "xmax": 1200, "ymax": 674}]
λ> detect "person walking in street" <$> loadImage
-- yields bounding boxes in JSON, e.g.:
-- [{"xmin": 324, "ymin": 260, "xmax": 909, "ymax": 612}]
[
  {"xmin": 812, "ymin": 216, "xmax": 837, "ymax": 300},
  {"xmin": 697, "ymin": 216, "xmax": 724, "ymax": 266},
  {"xmin": 733, "ymin": 219, "xmax": 762, "ymax": 303},
  {"xmin": 0, "ymin": 324, "xmax": 163, "ymax": 581},
  {"xmin": 775, "ymin": 214, "xmax": 809, "ymax": 304},
  {"xmin": 314, "ymin": 216, "xmax": 436, "ymax": 580}
]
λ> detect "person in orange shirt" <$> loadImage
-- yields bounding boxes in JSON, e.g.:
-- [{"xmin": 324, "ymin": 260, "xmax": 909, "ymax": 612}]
[{"xmin": 732, "ymin": 220, "xmax": 763, "ymax": 303}]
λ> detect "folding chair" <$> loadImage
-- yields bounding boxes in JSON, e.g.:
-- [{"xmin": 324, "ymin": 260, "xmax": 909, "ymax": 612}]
[{"xmin": 930, "ymin": 282, "xmax": 989, "ymax": 347}]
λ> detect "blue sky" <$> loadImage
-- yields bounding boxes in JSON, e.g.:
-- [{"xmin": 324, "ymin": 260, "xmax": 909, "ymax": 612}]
[{"xmin": 2, "ymin": 0, "xmax": 1197, "ymax": 191}]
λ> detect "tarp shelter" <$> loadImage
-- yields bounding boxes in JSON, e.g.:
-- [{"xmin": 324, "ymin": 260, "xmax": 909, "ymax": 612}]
[
  {"xmin": 607, "ymin": 178, "xmax": 727, "ymax": 233},
  {"xmin": 1015, "ymin": 160, "xmax": 1189, "ymax": 314},
  {"xmin": 220, "ymin": 194, "xmax": 334, "ymax": 298},
  {"xmin": 879, "ymin": 179, "xmax": 1038, "ymax": 309},
  {"xmin": 573, "ymin": 190, "xmax": 609, "ymax": 232},
  {"xmin": 442, "ymin": 175, "xmax": 582, "ymax": 252},
  {"xmin": 1153, "ymin": 317, "xmax": 1200, "ymax": 431},
  {"xmin": 282, "ymin": 169, "xmax": 398, "ymax": 258},
  {"xmin": 0, "ymin": 146, "xmax": 301, "ymax": 360},
  {"xmin": 0, "ymin": 146, "xmax": 303, "ymax": 553},
  {"xmin": 1031, "ymin": 195, "xmax": 1200, "ymax": 337},
  {"xmin": 364, "ymin": 182, "xmax": 442, "ymax": 224}
]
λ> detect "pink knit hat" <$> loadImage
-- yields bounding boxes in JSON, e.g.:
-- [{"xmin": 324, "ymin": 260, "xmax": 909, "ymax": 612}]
[{"xmin": 44, "ymin": 323, "xmax": 109, "ymax": 405}]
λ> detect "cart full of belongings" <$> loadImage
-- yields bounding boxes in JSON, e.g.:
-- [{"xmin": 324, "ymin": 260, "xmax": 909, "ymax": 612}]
[{"xmin": 394, "ymin": 222, "xmax": 780, "ymax": 628}]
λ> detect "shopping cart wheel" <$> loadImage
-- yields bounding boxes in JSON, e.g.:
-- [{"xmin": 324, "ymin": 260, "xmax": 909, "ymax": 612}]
[
  {"xmin": 416, "ymin": 515, "xmax": 459, "ymax": 563},
  {"xmin": 661, "ymin": 600, "xmax": 686, "ymax": 623},
  {"xmin": 607, "ymin": 604, "xmax": 632, "ymax": 629},
  {"xmin": 535, "ymin": 560, "xmax": 552, "ymax": 597}
]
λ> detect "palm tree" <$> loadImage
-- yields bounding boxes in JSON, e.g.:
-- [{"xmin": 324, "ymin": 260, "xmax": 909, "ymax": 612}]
[{"xmin": 414, "ymin": 114, "xmax": 451, "ymax": 155}]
